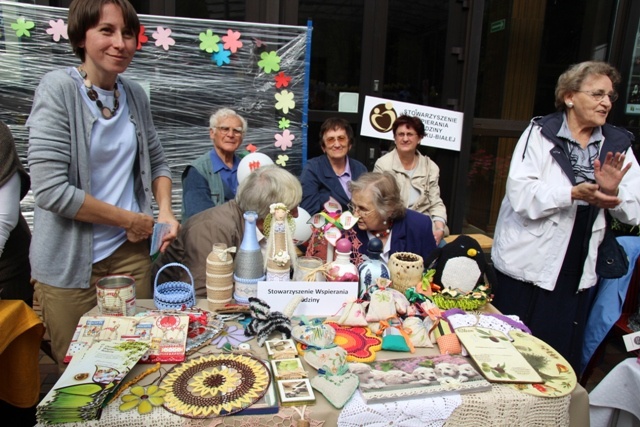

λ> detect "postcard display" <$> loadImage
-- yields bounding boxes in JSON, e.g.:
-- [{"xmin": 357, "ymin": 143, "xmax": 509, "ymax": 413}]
[{"xmin": 0, "ymin": 1, "xmax": 311, "ymax": 225}]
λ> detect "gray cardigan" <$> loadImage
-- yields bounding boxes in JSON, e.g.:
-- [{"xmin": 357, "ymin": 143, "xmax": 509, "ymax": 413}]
[{"xmin": 27, "ymin": 68, "xmax": 172, "ymax": 289}]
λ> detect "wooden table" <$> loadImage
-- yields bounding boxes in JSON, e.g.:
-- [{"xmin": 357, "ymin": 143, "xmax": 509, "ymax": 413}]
[{"xmin": 36, "ymin": 299, "xmax": 589, "ymax": 427}]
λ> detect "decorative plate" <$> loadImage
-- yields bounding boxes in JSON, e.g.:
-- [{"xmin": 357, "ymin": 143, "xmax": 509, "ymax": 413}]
[
  {"xmin": 506, "ymin": 330, "xmax": 577, "ymax": 397},
  {"xmin": 159, "ymin": 353, "xmax": 271, "ymax": 418},
  {"xmin": 325, "ymin": 322, "xmax": 382, "ymax": 363}
]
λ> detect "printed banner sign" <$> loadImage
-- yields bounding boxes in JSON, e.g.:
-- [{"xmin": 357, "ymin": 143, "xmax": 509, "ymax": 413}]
[{"xmin": 360, "ymin": 96, "xmax": 464, "ymax": 151}]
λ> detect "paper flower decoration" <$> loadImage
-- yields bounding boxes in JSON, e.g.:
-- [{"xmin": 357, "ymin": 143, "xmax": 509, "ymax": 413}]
[
  {"xmin": 222, "ymin": 29, "xmax": 243, "ymax": 53},
  {"xmin": 278, "ymin": 117, "xmax": 291, "ymax": 129},
  {"xmin": 308, "ymin": 197, "xmax": 359, "ymax": 247},
  {"xmin": 276, "ymin": 154, "xmax": 289, "ymax": 166},
  {"xmin": 246, "ymin": 143, "xmax": 257, "ymax": 153},
  {"xmin": 46, "ymin": 19, "xmax": 67, "ymax": 42},
  {"xmin": 152, "ymin": 26, "xmax": 175, "ymax": 51},
  {"xmin": 275, "ymin": 90, "xmax": 295, "ymax": 114},
  {"xmin": 275, "ymin": 129, "xmax": 295, "ymax": 151},
  {"xmin": 11, "ymin": 17, "xmax": 35, "ymax": 37},
  {"xmin": 212, "ymin": 43, "xmax": 231, "ymax": 66},
  {"xmin": 258, "ymin": 51, "xmax": 281, "ymax": 73},
  {"xmin": 275, "ymin": 71, "xmax": 292, "ymax": 88},
  {"xmin": 199, "ymin": 29, "xmax": 220, "ymax": 53},
  {"xmin": 137, "ymin": 25, "xmax": 148, "ymax": 50},
  {"xmin": 211, "ymin": 325, "xmax": 251, "ymax": 349},
  {"xmin": 119, "ymin": 385, "xmax": 165, "ymax": 415}
]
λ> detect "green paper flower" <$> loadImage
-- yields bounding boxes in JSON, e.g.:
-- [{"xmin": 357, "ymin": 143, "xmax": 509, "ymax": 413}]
[
  {"xmin": 119, "ymin": 385, "xmax": 165, "ymax": 415},
  {"xmin": 258, "ymin": 51, "xmax": 281, "ymax": 73},
  {"xmin": 11, "ymin": 17, "xmax": 35, "ymax": 37},
  {"xmin": 278, "ymin": 117, "xmax": 291, "ymax": 129},
  {"xmin": 199, "ymin": 29, "xmax": 220, "ymax": 53},
  {"xmin": 275, "ymin": 90, "xmax": 295, "ymax": 114}
]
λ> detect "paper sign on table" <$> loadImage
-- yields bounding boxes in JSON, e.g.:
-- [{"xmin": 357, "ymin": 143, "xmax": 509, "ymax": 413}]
[{"xmin": 257, "ymin": 281, "xmax": 358, "ymax": 316}]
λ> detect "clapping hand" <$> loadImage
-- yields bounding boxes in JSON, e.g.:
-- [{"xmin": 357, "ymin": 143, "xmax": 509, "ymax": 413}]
[{"xmin": 595, "ymin": 151, "xmax": 631, "ymax": 196}]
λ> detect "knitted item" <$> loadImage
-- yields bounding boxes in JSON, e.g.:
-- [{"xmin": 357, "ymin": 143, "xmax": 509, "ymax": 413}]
[{"xmin": 244, "ymin": 297, "xmax": 293, "ymax": 347}]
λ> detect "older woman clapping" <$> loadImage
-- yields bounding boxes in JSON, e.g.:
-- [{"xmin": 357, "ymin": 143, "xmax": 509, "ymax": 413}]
[
  {"xmin": 349, "ymin": 172, "xmax": 437, "ymax": 263},
  {"xmin": 491, "ymin": 61, "xmax": 640, "ymax": 371}
]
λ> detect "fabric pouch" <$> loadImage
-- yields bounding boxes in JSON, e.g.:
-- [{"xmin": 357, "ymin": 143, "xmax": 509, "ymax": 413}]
[
  {"xmin": 337, "ymin": 299, "xmax": 368, "ymax": 327},
  {"xmin": 291, "ymin": 317, "xmax": 336, "ymax": 349},
  {"xmin": 432, "ymin": 318, "xmax": 462, "ymax": 355},
  {"xmin": 387, "ymin": 288, "xmax": 411, "ymax": 315},
  {"xmin": 403, "ymin": 316, "xmax": 433, "ymax": 348},
  {"xmin": 377, "ymin": 318, "xmax": 415, "ymax": 353},
  {"xmin": 365, "ymin": 288, "xmax": 397, "ymax": 322}
]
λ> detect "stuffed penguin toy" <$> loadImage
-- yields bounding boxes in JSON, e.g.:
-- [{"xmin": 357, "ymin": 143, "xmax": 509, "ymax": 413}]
[{"xmin": 422, "ymin": 235, "xmax": 497, "ymax": 293}]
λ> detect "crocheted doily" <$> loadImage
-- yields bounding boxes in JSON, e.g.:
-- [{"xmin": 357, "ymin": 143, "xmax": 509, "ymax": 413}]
[
  {"xmin": 160, "ymin": 353, "xmax": 270, "ymax": 418},
  {"xmin": 325, "ymin": 322, "xmax": 382, "ymax": 363},
  {"xmin": 338, "ymin": 390, "xmax": 461, "ymax": 427}
]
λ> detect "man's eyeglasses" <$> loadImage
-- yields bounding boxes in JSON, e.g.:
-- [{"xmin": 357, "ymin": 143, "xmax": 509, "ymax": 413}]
[
  {"xmin": 215, "ymin": 126, "xmax": 244, "ymax": 136},
  {"xmin": 325, "ymin": 135, "xmax": 348, "ymax": 144},
  {"xmin": 577, "ymin": 90, "xmax": 619, "ymax": 103},
  {"xmin": 348, "ymin": 202, "xmax": 373, "ymax": 217}
]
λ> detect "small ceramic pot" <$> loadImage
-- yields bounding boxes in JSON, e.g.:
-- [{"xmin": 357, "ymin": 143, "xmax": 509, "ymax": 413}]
[{"xmin": 388, "ymin": 252, "xmax": 424, "ymax": 293}]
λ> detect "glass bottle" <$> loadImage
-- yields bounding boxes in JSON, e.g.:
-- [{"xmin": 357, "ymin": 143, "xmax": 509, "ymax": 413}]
[{"xmin": 358, "ymin": 237, "xmax": 390, "ymax": 297}]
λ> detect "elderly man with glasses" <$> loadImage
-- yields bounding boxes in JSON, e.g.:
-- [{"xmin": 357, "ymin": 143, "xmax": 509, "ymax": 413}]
[{"xmin": 181, "ymin": 108, "xmax": 247, "ymax": 221}]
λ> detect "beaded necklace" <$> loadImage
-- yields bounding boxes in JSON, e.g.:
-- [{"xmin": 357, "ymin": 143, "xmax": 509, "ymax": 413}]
[
  {"xmin": 373, "ymin": 221, "xmax": 393, "ymax": 239},
  {"xmin": 78, "ymin": 66, "xmax": 120, "ymax": 119}
]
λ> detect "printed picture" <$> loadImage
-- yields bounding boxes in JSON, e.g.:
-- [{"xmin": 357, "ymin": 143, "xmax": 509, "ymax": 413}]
[
  {"xmin": 265, "ymin": 338, "xmax": 296, "ymax": 356},
  {"xmin": 270, "ymin": 358, "xmax": 306, "ymax": 380},
  {"xmin": 277, "ymin": 379, "xmax": 315, "ymax": 403}
]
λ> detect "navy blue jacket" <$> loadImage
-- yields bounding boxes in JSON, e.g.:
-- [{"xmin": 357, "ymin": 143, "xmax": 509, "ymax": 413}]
[
  {"xmin": 355, "ymin": 209, "xmax": 437, "ymax": 263},
  {"xmin": 299, "ymin": 155, "xmax": 368, "ymax": 215}
]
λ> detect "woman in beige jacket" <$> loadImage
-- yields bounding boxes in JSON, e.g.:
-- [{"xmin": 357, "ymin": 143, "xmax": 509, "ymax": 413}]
[{"xmin": 374, "ymin": 115, "xmax": 448, "ymax": 245}]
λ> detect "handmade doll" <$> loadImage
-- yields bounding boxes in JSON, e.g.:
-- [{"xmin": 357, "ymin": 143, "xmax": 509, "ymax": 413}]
[{"xmin": 265, "ymin": 203, "xmax": 298, "ymax": 281}]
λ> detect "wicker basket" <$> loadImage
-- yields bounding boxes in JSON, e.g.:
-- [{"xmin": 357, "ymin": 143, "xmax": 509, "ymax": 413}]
[{"xmin": 154, "ymin": 262, "xmax": 196, "ymax": 309}]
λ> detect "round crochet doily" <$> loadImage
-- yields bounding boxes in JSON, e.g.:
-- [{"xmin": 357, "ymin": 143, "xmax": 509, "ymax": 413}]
[{"xmin": 159, "ymin": 353, "xmax": 271, "ymax": 418}]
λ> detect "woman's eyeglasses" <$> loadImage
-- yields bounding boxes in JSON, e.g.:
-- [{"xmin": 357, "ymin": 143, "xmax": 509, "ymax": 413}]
[
  {"xmin": 348, "ymin": 202, "xmax": 373, "ymax": 217},
  {"xmin": 325, "ymin": 135, "xmax": 348, "ymax": 144},
  {"xmin": 215, "ymin": 126, "xmax": 244, "ymax": 136},
  {"xmin": 577, "ymin": 90, "xmax": 619, "ymax": 103}
]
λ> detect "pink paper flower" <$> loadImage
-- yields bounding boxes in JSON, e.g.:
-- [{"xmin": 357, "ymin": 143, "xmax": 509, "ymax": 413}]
[
  {"xmin": 274, "ymin": 130, "xmax": 295, "ymax": 151},
  {"xmin": 46, "ymin": 19, "xmax": 68, "ymax": 42},
  {"xmin": 152, "ymin": 26, "xmax": 175, "ymax": 51},
  {"xmin": 222, "ymin": 29, "xmax": 243, "ymax": 53}
]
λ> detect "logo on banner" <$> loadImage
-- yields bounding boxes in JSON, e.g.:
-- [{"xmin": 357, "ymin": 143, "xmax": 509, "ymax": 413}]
[{"xmin": 368, "ymin": 102, "xmax": 397, "ymax": 133}]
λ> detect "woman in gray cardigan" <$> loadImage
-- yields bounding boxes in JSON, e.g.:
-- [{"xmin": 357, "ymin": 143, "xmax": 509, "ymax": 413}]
[{"xmin": 26, "ymin": 0, "xmax": 179, "ymax": 369}]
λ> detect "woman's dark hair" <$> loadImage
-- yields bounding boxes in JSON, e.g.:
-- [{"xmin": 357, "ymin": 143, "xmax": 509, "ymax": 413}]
[
  {"xmin": 68, "ymin": 0, "xmax": 140, "ymax": 62},
  {"xmin": 392, "ymin": 115, "xmax": 425, "ymax": 138},
  {"xmin": 318, "ymin": 117, "xmax": 354, "ymax": 149}
]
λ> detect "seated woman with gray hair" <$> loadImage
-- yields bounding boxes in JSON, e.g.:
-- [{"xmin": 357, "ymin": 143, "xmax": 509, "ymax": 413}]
[
  {"xmin": 349, "ymin": 171, "xmax": 437, "ymax": 263},
  {"xmin": 154, "ymin": 165, "xmax": 302, "ymax": 295}
]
